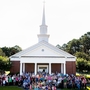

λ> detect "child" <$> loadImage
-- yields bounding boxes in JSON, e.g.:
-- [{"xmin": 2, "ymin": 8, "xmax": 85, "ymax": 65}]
[{"xmin": 29, "ymin": 84, "xmax": 32, "ymax": 90}]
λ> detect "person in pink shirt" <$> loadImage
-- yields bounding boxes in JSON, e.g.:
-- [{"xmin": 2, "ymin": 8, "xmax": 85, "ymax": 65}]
[{"xmin": 82, "ymin": 77, "xmax": 87, "ymax": 89}]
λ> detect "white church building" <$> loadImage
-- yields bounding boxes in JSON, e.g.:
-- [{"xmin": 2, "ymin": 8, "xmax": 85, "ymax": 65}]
[{"xmin": 10, "ymin": 3, "xmax": 76, "ymax": 75}]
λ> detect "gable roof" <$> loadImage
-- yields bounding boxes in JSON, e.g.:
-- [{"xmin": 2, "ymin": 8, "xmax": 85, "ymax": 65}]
[{"xmin": 10, "ymin": 41, "xmax": 75, "ymax": 58}]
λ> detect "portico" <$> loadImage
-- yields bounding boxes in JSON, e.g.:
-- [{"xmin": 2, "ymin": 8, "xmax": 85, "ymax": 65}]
[{"xmin": 20, "ymin": 62, "xmax": 66, "ymax": 75}]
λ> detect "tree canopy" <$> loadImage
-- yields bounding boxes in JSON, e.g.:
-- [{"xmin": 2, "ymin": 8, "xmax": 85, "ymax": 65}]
[
  {"xmin": 1, "ymin": 45, "xmax": 22, "ymax": 57},
  {"xmin": 0, "ymin": 45, "xmax": 22, "ymax": 73},
  {"xmin": 0, "ymin": 56, "xmax": 11, "ymax": 73},
  {"xmin": 57, "ymin": 32, "xmax": 90, "ymax": 73}
]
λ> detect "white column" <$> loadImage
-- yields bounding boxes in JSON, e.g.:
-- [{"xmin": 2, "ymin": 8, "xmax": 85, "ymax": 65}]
[
  {"xmin": 20, "ymin": 62, "xmax": 22, "ymax": 75},
  {"xmin": 49, "ymin": 63, "xmax": 51, "ymax": 75},
  {"xmin": 23, "ymin": 63, "xmax": 25, "ymax": 73},
  {"xmin": 34, "ymin": 63, "xmax": 37, "ymax": 75},
  {"xmin": 64, "ymin": 62, "xmax": 66, "ymax": 75},
  {"xmin": 61, "ymin": 63, "xmax": 64, "ymax": 73}
]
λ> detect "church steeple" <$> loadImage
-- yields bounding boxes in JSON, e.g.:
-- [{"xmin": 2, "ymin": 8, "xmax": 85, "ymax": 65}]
[
  {"xmin": 42, "ymin": 1, "xmax": 45, "ymax": 25},
  {"xmin": 38, "ymin": 1, "xmax": 50, "ymax": 42}
]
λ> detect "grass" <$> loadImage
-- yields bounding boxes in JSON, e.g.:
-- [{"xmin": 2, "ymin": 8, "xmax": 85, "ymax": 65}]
[
  {"xmin": 0, "ymin": 86, "xmax": 88, "ymax": 90},
  {"xmin": 0, "ymin": 86, "xmax": 23, "ymax": 90},
  {"xmin": 62, "ymin": 89, "xmax": 86, "ymax": 90}
]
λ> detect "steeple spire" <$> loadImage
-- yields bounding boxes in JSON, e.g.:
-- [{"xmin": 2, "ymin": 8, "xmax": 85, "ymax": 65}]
[
  {"xmin": 37, "ymin": 1, "xmax": 50, "ymax": 42},
  {"xmin": 42, "ymin": 1, "xmax": 45, "ymax": 25}
]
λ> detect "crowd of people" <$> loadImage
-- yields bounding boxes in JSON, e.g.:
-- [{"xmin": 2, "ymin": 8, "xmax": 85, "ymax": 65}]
[{"xmin": 0, "ymin": 72, "xmax": 87, "ymax": 90}]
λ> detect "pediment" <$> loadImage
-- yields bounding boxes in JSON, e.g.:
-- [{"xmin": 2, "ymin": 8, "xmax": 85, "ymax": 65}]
[
  {"xmin": 11, "ymin": 41, "xmax": 75, "ymax": 58},
  {"xmin": 22, "ymin": 45, "xmax": 64, "ymax": 57}
]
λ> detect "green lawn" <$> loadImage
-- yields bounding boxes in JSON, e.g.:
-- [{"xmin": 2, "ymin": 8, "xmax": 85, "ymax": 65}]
[
  {"xmin": 0, "ymin": 86, "xmax": 88, "ymax": 90},
  {"xmin": 61, "ymin": 89, "xmax": 87, "ymax": 90},
  {"xmin": 0, "ymin": 86, "xmax": 23, "ymax": 90}
]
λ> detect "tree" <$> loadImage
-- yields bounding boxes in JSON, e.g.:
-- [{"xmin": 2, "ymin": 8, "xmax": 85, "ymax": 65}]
[
  {"xmin": 76, "ymin": 58, "xmax": 89, "ymax": 72},
  {"xmin": 0, "ymin": 48, "xmax": 5, "ymax": 56},
  {"xmin": 56, "ymin": 44, "xmax": 61, "ymax": 49},
  {"xmin": 58, "ymin": 32, "xmax": 90, "ymax": 72},
  {"xmin": 2, "ymin": 45, "xmax": 22, "ymax": 57},
  {"xmin": 0, "ymin": 45, "xmax": 22, "ymax": 73},
  {"xmin": 64, "ymin": 39, "xmax": 80, "ymax": 54},
  {"xmin": 1, "ymin": 47, "xmax": 11, "ymax": 57},
  {"xmin": 60, "ymin": 43, "xmax": 67, "ymax": 51},
  {"xmin": 75, "ymin": 52, "xmax": 90, "ymax": 61},
  {"xmin": 79, "ymin": 32, "xmax": 90, "ymax": 54},
  {"xmin": 0, "ymin": 56, "xmax": 11, "ymax": 73},
  {"xmin": 10, "ymin": 45, "xmax": 22, "ymax": 55}
]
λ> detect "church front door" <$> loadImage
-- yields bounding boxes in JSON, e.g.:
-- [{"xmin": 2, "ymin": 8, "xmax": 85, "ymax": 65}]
[{"xmin": 38, "ymin": 65, "xmax": 48, "ymax": 73}]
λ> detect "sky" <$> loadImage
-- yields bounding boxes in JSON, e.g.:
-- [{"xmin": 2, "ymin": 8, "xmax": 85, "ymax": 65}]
[{"xmin": 0, "ymin": 0, "xmax": 90, "ymax": 50}]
